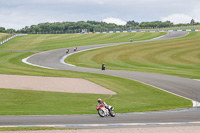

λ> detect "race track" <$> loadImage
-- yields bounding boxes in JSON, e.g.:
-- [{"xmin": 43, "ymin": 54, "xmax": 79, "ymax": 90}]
[{"xmin": 1, "ymin": 31, "xmax": 200, "ymax": 128}]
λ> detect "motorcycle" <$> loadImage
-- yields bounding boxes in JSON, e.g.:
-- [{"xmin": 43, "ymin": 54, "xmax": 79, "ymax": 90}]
[{"xmin": 96, "ymin": 104, "xmax": 116, "ymax": 117}]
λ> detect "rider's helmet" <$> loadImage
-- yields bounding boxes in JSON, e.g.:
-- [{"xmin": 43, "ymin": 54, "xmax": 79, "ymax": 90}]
[{"xmin": 98, "ymin": 98, "xmax": 102, "ymax": 103}]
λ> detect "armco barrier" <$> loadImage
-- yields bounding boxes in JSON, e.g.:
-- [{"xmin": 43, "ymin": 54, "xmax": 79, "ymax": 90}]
[
  {"xmin": 82, "ymin": 29, "xmax": 200, "ymax": 34},
  {"xmin": 0, "ymin": 34, "xmax": 27, "ymax": 45}
]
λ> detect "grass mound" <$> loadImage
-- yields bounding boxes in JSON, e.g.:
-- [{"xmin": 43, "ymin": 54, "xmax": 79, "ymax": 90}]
[
  {"xmin": 0, "ymin": 32, "xmax": 166, "ymax": 51},
  {"xmin": 66, "ymin": 32, "xmax": 200, "ymax": 79}
]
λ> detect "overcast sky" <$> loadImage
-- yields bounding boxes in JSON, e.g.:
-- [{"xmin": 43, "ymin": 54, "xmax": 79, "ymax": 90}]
[{"xmin": 1, "ymin": 0, "xmax": 200, "ymax": 30}]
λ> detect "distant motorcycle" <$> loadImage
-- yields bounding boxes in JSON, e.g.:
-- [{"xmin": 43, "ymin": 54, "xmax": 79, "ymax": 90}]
[
  {"xmin": 74, "ymin": 47, "xmax": 77, "ymax": 51},
  {"xmin": 66, "ymin": 49, "xmax": 69, "ymax": 54},
  {"xmin": 96, "ymin": 104, "xmax": 116, "ymax": 117}
]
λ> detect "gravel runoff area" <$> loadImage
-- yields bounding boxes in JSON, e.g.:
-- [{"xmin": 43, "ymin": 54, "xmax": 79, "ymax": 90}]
[
  {"xmin": 1, "ymin": 126, "xmax": 200, "ymax": 133},
  {"xmin": 0, "ymin": 74, "xmax": 116, "ymax": 95}
]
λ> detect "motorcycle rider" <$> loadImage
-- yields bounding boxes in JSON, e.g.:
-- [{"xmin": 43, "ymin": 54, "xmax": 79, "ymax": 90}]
[
  {"xmin": 98, "ymin": 98, "xmax": 108, "ymax": 108},
  {"xmin": 97, "ymin": 98, "xmax": 115, "ymax": 117}
]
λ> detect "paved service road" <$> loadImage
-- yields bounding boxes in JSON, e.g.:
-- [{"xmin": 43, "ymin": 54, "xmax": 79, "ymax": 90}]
[{"xmin": 1, "ymin": 31, "xmax": 200, "ymax": 128}]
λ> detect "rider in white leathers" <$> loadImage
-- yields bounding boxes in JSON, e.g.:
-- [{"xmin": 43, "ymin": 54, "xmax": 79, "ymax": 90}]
[
  {"xmin": 98, "ymin": 98, "xmax": 108, "ymax": 108},
  {"xmin": 97, "ymin": 98, "xmax": 115, "ymax": 117}
]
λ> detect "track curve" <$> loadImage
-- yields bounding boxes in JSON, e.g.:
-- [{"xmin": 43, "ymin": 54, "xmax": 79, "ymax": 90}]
[{"xmin": 1, "ymin": 31, "xmax": 200, "ymax": 128}]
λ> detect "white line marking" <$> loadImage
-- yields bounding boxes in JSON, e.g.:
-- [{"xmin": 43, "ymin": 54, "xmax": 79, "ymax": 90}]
[
  {"xmin": 1, "ymin": 121, "xmax": 200, "ymax": 127},
  {"xmin": 22, "ymin": 56, "xmax": 56, "ymax": 70},
  {"xmin": 193, "ymin": 79, "xmax": 200, "ymax": 82},
  {"xmin": 150, "ymin": 32, "xmax": 169, "ymax": 40},
  {"xmin": 123, "ymin": 77, "xmax": 200, "ymax": 107}
]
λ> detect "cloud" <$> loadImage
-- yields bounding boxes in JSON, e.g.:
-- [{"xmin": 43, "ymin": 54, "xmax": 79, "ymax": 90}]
[
  {"xmin": 160, "ymin": 5, "xmax": 200, "ymax": 24},
  {"xmin": 160, "ymin": 12, "xmax": 200, "ymax": 24},
  {"xmin": 102, "ymin": 17, "xmax": 126, "ymax": 25},
  {"xmin": 0, "ymin": 6, "xmax": 61, "ymax": 30},
  {"xmin": 1, "ymin": 0, "xmax": 200, "ymax": 29},
  {"xmin": 160, "ymin": 14, "xmax": 193, "ymax": 24},
  {"xmin": 95, "ymin": 0, "xmax": 104, "ymax": 5},
  {"xmin": 0, "ymin": 0, "xmax": 104, "ymax": 5}
]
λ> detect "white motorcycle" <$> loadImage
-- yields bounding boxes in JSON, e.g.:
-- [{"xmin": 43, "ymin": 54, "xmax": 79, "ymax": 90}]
[{"xmin": 96, "ymin": 105, "xmax": 116, "ymax": 117}]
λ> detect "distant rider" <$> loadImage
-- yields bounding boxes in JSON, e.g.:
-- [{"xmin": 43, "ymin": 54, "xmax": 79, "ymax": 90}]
[
  {"xmin": 101, "ymin": 63, "xmax": 105, "ymax": 70},
  {"xmin": 66, "ymin": 49, "xmax": 69, "ymax": 54}
]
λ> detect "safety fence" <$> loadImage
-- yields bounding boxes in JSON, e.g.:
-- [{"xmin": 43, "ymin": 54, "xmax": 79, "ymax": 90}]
[
  {"xmin": 83, "ymin": 29, "xmax": 200, "ymax": 34},
  {"xmin": 0, "ymin": 34, "xmax": 27, "ymax": 45}
]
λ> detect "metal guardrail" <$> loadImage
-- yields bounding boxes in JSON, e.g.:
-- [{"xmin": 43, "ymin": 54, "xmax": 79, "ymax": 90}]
[{"xmin": 81, "ymin": 29, "xmax": 200, "ymax": 34}]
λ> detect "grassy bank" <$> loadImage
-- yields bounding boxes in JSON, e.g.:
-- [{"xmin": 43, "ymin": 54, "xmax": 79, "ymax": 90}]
[
  {"xmin": 66, "ymin": 32, "xmax": 200, "ymax": 79},
  {"xmin": 0, "ymin": 51, "xmax": 191, "ymax": 115},
  {"xmin": 0, "ymin": 32, "xmax": 166, "ymax": 51},
  {"xmin": 0, "ymin": 32, "xmax": 192, "ymax": 115}
]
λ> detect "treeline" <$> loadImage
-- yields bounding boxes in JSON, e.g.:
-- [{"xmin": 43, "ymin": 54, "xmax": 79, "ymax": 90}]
[
  {"xmin": 0, "ymin": 27, "xmax": 16, "ymax": 34},
  {"xmin": 1, "ymin": 19, "xmax": 199, "ymax": 34},
  {"xmin": 19, "ymin": 21, "xmax": 124, "ymax": 34}
]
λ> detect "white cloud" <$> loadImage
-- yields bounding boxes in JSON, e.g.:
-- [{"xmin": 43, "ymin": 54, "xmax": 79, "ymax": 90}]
[
  {"xmin": 102, "ymin": 17, "xmax": 126, "ymax": 25},
  {"xmin": 1, "ymin": 0, "xmax": 200, "ymax": 29},
  {"xmin": 95, "ymin": 0, "xmax": 104, "ymax": 5},
  {"xmin": 160, "ymin": 8, "xmax": 200, "ymax": 24},
  {"xmin": 189, "ymin": 7, "xmax": 200, "ymax": 22},
  {"xmin": 160, "ymin": 14, "xmax": 193, "ymax": 24}
]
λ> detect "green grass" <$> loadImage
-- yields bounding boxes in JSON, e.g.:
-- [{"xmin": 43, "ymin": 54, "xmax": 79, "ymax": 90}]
[
  {"xmin": 66, "ymin": 31, "xmax": 200, "ymax": 79},
  {"xmin": 0, "ymin": 32, "xmax": 166, "ymax": 51},
  {"xmin": 0, "ymin": 33, "xmax": 9, "ymax": 42},
  {"xmin": 0, "ymin": 33, "xmax": 8, "ymax": 38},
  {"xmin": 138, "ymin": 25, "xmax": 200, "ymax": 31},
  {"xmin": 0, "ymin": 32, "xmax": 192, "ymax": 115},
  {"xmin": 0, "ymin": 51, "xmax": 191, "ymax": 115}
]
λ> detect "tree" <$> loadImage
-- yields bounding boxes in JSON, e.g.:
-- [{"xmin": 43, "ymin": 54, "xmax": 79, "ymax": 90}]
[
  {"xmin": 139, "ymin": 21, "xmax": 173, "ymax": 28},
  {"xmin": 190, "ymin": 19, "xmax": 195, "ymax": 24},
  {"xmin": 0, "ymin": 27, "xmax": 6, "ymax": 32},
  {"xmin": 126, "ymin": 20, "xmax": 139, "ymax": 27},
  {"xmin": 6, "ymin": 28, "xmax": 15, "ymax": 33}
]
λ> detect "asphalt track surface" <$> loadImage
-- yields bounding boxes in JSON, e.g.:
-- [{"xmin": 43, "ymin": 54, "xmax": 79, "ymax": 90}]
[{"xmin": 1, "ymin": 31, "xmax": 200, "ymax": 128}]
